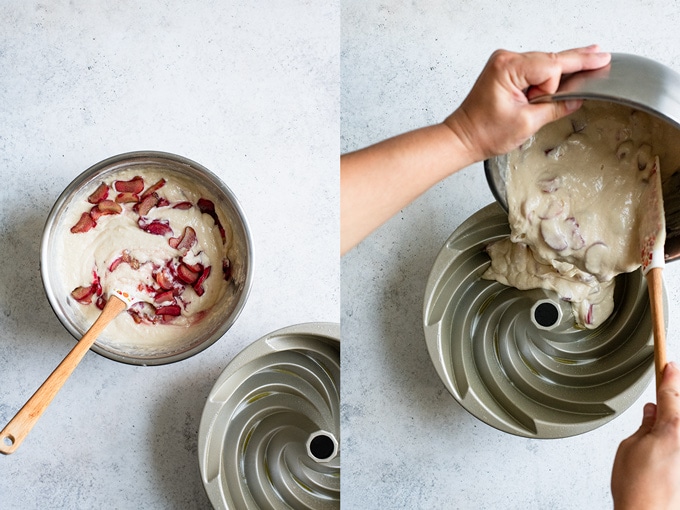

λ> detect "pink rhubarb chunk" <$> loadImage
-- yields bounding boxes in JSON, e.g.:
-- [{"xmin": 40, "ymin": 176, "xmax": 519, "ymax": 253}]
[
  {"xmin": 87, "ymin": 183, "xmax": 110, "ymax": 204},
  {"xmin": 141, "ymin": 178, "xmax": 166, "ymax": 199},
  {"xmin": 71, "ymin": 285, "xmax": 95, "ymax": 304},
  {"xmin": 114, "ymin": 176, "xmax": 145, "ymax": 194},
  {"xmin": 138, "ymin": 218, "xmax": 173, "ymax": 236},
  {"xmin": 71, "ymin": 212, "xmax": 96, "ymax": 233}
]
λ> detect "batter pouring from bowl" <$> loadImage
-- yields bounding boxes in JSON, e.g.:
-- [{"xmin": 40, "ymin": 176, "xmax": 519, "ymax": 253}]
[
  {"xmin": 341, "ymin": 46, "xmax": 680, "ymax": 508},
  {"xmin": 483, "ymin": 100, "xmax": 680, "ymax": 328}
]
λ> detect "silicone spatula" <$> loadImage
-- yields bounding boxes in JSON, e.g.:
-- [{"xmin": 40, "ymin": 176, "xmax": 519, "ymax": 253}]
[
  {"xmin": 0, "ymin": 291, "xmax": 133, "ymax": 454},
  {"xmin": 639, "ymin": 156, "xmax": 667, "ymax": 390}
]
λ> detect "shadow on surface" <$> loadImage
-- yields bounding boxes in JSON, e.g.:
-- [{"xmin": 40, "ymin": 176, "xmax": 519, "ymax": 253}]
[{"xmin": 149, "ymin": 355, "xmax": 227, "ymax": 510}]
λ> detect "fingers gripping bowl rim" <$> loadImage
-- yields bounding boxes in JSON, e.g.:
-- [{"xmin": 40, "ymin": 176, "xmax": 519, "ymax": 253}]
[
  {"xmin": 485, "ymin": 52, "xmax": 680, "ymax": 214},
  {"xmin": 41, "ymin": 151, "xmax": 253, "ymax": 366}
]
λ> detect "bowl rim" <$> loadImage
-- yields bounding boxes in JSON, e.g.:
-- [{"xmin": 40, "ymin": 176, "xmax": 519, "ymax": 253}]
[{"xmin": 530, "ymin": 52, "xmax": 680, "ymax": 130}]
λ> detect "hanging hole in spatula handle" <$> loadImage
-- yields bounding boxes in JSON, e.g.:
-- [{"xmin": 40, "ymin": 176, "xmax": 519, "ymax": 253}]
[
  {"xmin": 0, "ymin": 341, "xmax": 94, "ymax": 455},
  {"xmin": 2, "ymin": 433, "xmax": 16, "ymax": 450},
  {"xmin": 0, "ymin": 296, "xmax": 126, "ymax": 454}
]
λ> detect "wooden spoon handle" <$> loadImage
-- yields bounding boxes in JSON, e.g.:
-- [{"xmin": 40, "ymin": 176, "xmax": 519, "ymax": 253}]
[
  {"xmin": 0, "ymin": 296, "xmax": 126, "ymax": 454},
  {"xmin": 647, "ymin": 267, "xmax": 667, "ymax": 391}
]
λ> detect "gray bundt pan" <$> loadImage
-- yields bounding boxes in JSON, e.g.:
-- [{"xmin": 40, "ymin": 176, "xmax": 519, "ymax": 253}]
[
  {"xmin": 423, "ymin": 203, "xmax": 665, "ymax": 439},
  {"xmin": 198, "ymin": 322, "xmax": 340, "ymax": 509}
]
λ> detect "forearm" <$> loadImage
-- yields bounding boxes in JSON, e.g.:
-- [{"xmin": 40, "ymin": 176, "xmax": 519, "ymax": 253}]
[
  {"xmin": 340, "ymin": 46, "xmax": 610, "ymax": 255},
  {"xmin": 340, "ymin": 122, "xmax": 476, "ymax": 254}
]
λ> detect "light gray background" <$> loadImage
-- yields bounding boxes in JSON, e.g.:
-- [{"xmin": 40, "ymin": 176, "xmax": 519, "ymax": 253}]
[
  {"xmin": 342, "ymin": 1, "xmax": 680, "ymax": 509},
  {"xmin": 0, "ymin": 2, "xmax": 338, "ymax": 509}
]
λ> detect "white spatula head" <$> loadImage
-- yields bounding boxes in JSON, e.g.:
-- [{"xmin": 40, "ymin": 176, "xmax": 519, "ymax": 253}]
[{"xmin": 640, "ymin": 156, "xmax": 666, "ymax": 274}]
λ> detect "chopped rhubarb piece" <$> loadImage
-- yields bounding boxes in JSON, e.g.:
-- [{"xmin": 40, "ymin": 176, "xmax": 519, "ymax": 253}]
[
  {"xmin": 99, "ymin": 200, "xmax": 121, "ymax": 213},
  {"xmin": 139, "ymin": 282, "xmax": 156, "ymax": 295},
  {"xmin": 177, "ymin": 263, "xmax": 199, "ymax": 284},
  {"xmin": 95, "ymin": 200, "xmax": 123, "ymax": 216},
  {"xmin": 154, "ymin": 290, "xmax": 175, "ymax": 304},
  {"xmin": 182, "ymin": 260, "xmax": 203, "ymax": 273},
  {"xmin": 95, "ymin": 296, "xmax": 107, "ymax": 310},
  {"xmin": 71, "ymin": 212, "xmax": 96, "ymax": 233},
  {"xmin": 223, "ymin": 258, "xmax": 232, "ymax": 281},
  {"xmin": 193, "ymin": 266, "xmax": 211, "ymax": 296},
  {"xmin": 128, "ymin": 302, "xmax": 157, "ymax": 324},
  {"xmin": 141, "ymin": 178, "xmax": 166, "ymax": 199},
  {"xmin": 155, "ymin": 267, "xmax": 175, "ymax": 290},
  {"xmin": 115, "ymin": 191, "xmax": 140, "ymax": 204},
  {"xmin": 109, "ymin": 256, "xmax": 123, "ymax": 272},
  {"xmin": 168, "ymin": 226, "xmax": 197, "ymax": 254},
  {"xmin": 114, "ymin": 176, "xmax": 145, "ymax": 194},
  {"xmin": 134, "ymin": 193, "xmax": 158, "ymax": 216},
  {"xmin": 155, "ymin": 304, "xmax": 181, "ymax": 316},
  {"xmin": 197, "ymin": 198, "xmax": 216, "ymax": 214},
  {"xmin": 71, "ymin": 285, "xmax": 95, "ymax": 304},
  {"xmin": 91, "ymin": 270, "xmax": 102, "ymax": 296},
  {"xmin": 128, "ymin": 310, "xmax": 143, "ymax": 324},
  {"xmin": 89, "ymin": 205, "xmax": 103, "ymax": 222},
  {"xmin": 197, "ymin": 198, "xmax": 226, "ymax": 243},
  {"xmin": 88, "ymin": 183, "xmax": 110, "ymax": 204},
  {"xmin": 121, "ymin": 249, "xmax": 141, "ymax": 270},
  {"xmin": 173, "ymin": 201, "xmax": 192, "ymax": 210},
  {"xmin": 138, "ymin": 218, "xmax": 173, "ymax": 236},
  {"xmin": 157, "ymin": 197, "xmax": 170, "ymax": 207},
  {"xmin": 177, "ymin": 226, "xmax": 197, "ymax": 255}
]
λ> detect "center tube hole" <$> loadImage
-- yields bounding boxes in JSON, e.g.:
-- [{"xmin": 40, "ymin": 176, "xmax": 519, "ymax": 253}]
[
  {"xmin": 531, "ymin": 300, "xmax": 562, "ymax": 330},
  {"xmin": 306, "ymin": 430, "xmax": 338, "ymax": 463}
]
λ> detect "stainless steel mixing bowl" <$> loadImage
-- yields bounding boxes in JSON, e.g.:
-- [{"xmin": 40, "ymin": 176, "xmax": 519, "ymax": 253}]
[
  {"xmin": 485, "ymin": 52, "xmax": 680, "ymax": 259},
  {"xmin": 41, "ymin": 151, "xmax": 253, "ymax": 365},
  {"xmin": 198, "ymin": 322, "xmax": 340, "ymax": 509}
]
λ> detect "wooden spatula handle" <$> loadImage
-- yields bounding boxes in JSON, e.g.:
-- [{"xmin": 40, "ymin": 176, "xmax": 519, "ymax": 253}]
[
  {"xmin": 647, "ymin": 267, "xmax": 667, "ymax": 390},
  {"xmin": 0, "ymin": 296, "xmax": 126, "ymax": 454}
]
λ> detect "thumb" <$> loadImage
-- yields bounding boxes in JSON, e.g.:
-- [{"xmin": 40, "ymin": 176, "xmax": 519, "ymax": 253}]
[
  {"xmin": 523, "ymin": 99, "xmax": 583, "ymax": 134},
  {"xmin": 655, "ymin": 361, "xmax": 680, "ymax": 426},
  {"xmin": 637, "ymin": 403, "xmax": 657, "ymax": 435},
  {"xmin": 552, "ymin": 99, "xmax": 584, "ymax": 119}
]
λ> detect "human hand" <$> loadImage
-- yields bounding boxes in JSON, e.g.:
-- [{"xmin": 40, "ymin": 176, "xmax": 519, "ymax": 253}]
[
  {"xmin": 611, "ymin": 362, "xmax": 680, "ymax": 509},
  {"xmin": 444, "ymin": 45, "xmax": 611, "ymax": 162}
]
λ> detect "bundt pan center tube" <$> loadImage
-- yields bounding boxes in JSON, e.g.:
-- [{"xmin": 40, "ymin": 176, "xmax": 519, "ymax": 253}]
[{"xmin": 198, "ymin": 322, "xmax": 340, "ymax": 509}]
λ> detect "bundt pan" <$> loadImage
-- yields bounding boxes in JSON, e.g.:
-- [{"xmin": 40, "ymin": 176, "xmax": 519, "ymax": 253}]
[
  {"xmin": 198, "ymin": 322, "xmax": 340, "ymax": 509},
  {"xmin": 423, "ymin": 203, "xmax": 666, "ymax": 439}
]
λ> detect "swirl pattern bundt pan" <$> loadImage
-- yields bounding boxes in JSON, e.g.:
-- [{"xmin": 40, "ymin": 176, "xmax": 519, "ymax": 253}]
[
  {"xmin": 423, "ymin": 203, "xmax": 664, "ymax": 438},
  {"xmin": 199, "ymin": 323, "xmax": 340, "ymax": 509}
]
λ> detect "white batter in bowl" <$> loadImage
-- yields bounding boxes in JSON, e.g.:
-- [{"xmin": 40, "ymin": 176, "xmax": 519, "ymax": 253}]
[{"xmin": 41, "ymin": 152, "xmax": 252, "ymax": 365}]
